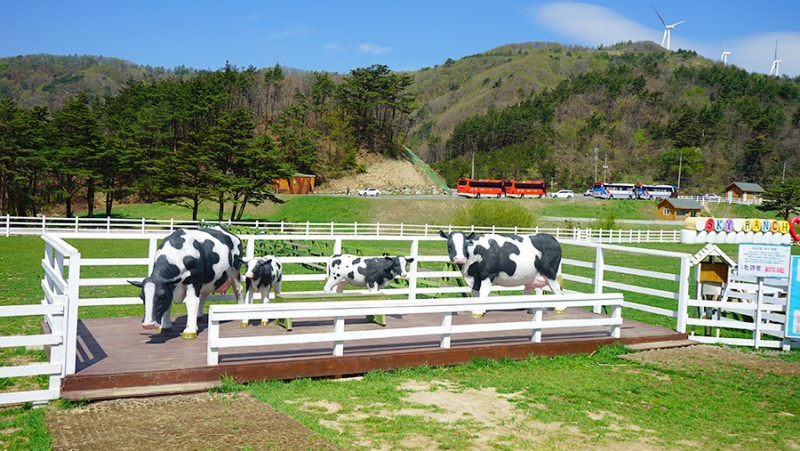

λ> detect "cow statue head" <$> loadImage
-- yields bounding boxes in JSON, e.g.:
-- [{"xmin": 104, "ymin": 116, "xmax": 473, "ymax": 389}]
[
  {"xmin": 439, "ymin": 230, "xmax": 477, "ymax": 267},
  {"xmin": 128, "ymin": 271, "xmax": 185, "ymax": 330}
]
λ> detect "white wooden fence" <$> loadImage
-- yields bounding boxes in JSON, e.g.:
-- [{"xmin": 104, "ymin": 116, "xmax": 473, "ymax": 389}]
[
  {"xmin": 1, "ymin": 214, "xmax": 682, "ymax": 243},
  {"xmin": 1, "ymin": 230, "xmax": 795, "ymax": 406},
  {"xmin": 687, "ymin": 272, "xmax": 790, "ymax": 348},
  {"xmin": 207, "ymin": 293, "xmax": 624, "ymax": 365},
  {"xmin": 0, "ymin": 234, "xmax": 76, "ymax": 406}
]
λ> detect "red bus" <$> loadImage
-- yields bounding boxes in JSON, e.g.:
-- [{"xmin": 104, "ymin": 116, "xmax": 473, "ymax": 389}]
[
  {"xmin": 505, "ymin": 180, "xmax": 547, "ymax": 198},
  {"xmin": 456, "ymin": 178, "xmax": 509, "ymax": 198}
]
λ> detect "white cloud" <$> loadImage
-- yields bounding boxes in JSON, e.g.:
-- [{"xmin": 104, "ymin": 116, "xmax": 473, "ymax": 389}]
[
  {"xmin": 358, "ymin": 43, "xmax": 390, "ymax": 55},
  {"xmin": 712, "ymin": 33, "xmax": 800, "ymax": 77},
  {"xmin": 532, "ymin": 2, "xmax": 799, "ymax": 76},
  {"xmin": 533, "ymin": 2, "xmax": 654, "ymax": 46}
]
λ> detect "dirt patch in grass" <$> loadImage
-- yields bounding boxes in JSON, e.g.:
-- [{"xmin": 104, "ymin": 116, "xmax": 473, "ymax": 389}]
[
  {"xmin": 618, "ymin": 344, "xmax": 800, "ymax": 376},
  {"xmin": 42, "ymin": 346, "xmax": 800, "ymax": 450},
  {"xmin": 45, "ymin": 392, "xmax": 338, "ymax": 450}
]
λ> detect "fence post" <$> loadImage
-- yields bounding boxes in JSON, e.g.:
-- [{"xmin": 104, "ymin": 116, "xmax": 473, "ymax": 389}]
[
  {"xmin": 42, "ymin": 215, "xmax": 46, "ymax": 234},
  {"xmin": 409, "ymin": 239, "xmax": 419, "ymax": 301},
  {"xmin": 5, "ymin": 214, "xmax": 9, "ymax": 237},
  {"xmin": 74, "ymin": 216, "xmax": 78, "ymax": 233},
  {"xmin": 676, "ymin": 256, "xmax": 691, "ymax": 333},
  {"xmin": 593, "ymin": 246, "xmax": 605, "ymax": 314},
  {"xmin": 64, "ymin": 249, "xmax": 81, "ymax": 375},
  {"xmin": 106, "ymin": 216, "xmax": 111, "ymax": 233}
]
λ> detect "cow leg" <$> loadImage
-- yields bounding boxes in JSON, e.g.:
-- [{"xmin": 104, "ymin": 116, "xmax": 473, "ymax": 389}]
[
  {"xmin": 470, "ymin": 281, "xmax": 490, "ymax": 318},
  {"xmin": 198, "ymin": 294, "xmax": 208, "ymax": 323},
  {"xmin": 323, "ymin": 278, "xmax": 337, "ymax": 293},
  {"xmin": 182, "ymin": 291, "xmax": 201, "ymax": 340},
  {"xmin": 546, "ymin": 277, "xmax": 566, "ymax": 314},
  {"xmin": 335, "ymin": 282, "xmax": 345, "ymax": 293},
  {"xmin": 158, "ymin": 305, "xmax": 173, "ymax": 332},
  {"xmin": 260, "ymin": 285, "xmax": 271, "ymax": 326}
]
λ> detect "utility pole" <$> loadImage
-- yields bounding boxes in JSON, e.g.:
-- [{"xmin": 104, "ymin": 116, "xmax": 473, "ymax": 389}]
[
  {"xmin": 603, "ymin": 151, "xmax": 608, "ymax": 183},
  {"xmin": 677, "ymin": 152, "xmax": 683, "ymax": 194},
  {"xmin": 782, "ymin": 160, "xmax": 787, "ymax": 182},
  {"xmin": 471, "ymin": 151, "xmax": 475, "ymax": 179},
  {"xmin": 593, "ymin": 147, "xmax": 598, "ymax": 182}
]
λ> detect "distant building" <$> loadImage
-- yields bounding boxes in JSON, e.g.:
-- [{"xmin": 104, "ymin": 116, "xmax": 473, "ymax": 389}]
[
  {"xmin": 273, "ymin": 174, "xmax": 316, "ymax": 194},
  {"xmin": 724, "ymin": 182, "xmax": 764, "ymax": 204},
  {"xmin": 656, "ymin": 198, "xmax": 703, "ymax": 221}
]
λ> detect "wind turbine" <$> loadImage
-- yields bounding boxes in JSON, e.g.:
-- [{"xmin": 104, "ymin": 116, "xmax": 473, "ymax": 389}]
[
  {"xmin": 652, "ymin": 5, "xmax": 684, "ymax": 51},
  {"xmin": 769, "ymin": 41, "xmax": 781, "ymax": 76},
  {"xmin": 720, "ymin": 43, "xmax": 731, "ymax": 65}
]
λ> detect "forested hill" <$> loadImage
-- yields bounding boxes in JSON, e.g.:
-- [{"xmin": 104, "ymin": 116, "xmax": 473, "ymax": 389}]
[
  {"xmin": 2, "ymin": 42, "xmax": 800, "ymax": 195},
  {"xmin": 409, "ymin": 41, "xmax": 800, "ymax": 193}
]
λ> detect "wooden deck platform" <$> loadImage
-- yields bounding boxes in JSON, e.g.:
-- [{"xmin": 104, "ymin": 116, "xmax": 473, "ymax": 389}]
[{"xmin": 61, "ymin": 308, "xmax": 689, "ymax": 401}]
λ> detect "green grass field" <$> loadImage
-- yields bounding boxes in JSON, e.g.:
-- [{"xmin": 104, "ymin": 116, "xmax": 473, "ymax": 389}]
[{"xmin": 1, "ymin": 198, "xmax": 797, "ymax": 450}]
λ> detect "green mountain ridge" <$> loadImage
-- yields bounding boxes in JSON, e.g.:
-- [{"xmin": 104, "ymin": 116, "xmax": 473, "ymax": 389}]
[{"xmin": 2, "ymin": 41, "xmax": 799, "ymax": 195}]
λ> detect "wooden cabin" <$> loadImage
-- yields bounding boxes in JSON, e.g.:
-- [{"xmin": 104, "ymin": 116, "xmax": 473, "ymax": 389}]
[
  {"xmin": 724, "ymin": 182, "xmax": 764, "ymax": 204},
  {"xmin": 656, "ymin": 198, "xmax": 703, "ymax": 221},
  {"xmin": 273, "ymin": 173, "xmax": 316, "ymax": 194}
]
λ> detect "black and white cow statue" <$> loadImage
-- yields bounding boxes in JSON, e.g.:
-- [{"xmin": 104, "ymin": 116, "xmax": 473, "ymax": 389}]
[
  {"xmin": 324, "ymin": 254, "xmax": 414, "ymax": 293},
  {"xmin": 243, "ymin": 255, "xmax": 283, "ymax": 326},
  {"xmin": 128, "ymin": 226, "xmax": 243, "ymax": 340},
  {"xmin": 439, "ymin": 230, "xmax": 564, "ymax": 316}
]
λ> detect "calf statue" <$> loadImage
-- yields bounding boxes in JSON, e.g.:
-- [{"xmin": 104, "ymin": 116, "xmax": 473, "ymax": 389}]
[
  {"xmin": 129, "ymin": 226, "xmax": 243, "ymax": 339},
  {"xmin": 243, "ymin": 255, "xmax": 283, "ymax": 326},
  {"xmin": 324, "ymin": 254, "xmax": 414, "ymax": 293}
]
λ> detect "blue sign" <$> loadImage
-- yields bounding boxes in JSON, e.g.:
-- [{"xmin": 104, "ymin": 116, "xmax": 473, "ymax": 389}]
[{"xmin": 787, "ymin": 256, "xmax": 800, "ymax": 338}]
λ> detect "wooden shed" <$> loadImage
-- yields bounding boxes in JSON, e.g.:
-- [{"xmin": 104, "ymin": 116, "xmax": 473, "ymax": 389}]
[
  {"xmin": 724, "ymin": 182, "xmax": 764, "ymax": 204},
  {"xmin": 273, "ymin": 173, "xmax": 316, "ymax": 194},
  {"xmin": 656, "ymin": 198, "xmax": 703, "ymax": 221}
]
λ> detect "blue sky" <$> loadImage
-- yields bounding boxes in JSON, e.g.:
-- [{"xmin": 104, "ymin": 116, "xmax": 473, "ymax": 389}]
[{"xmin": 3, "ymin": 1, "xmax": 799, "ymax": 76}]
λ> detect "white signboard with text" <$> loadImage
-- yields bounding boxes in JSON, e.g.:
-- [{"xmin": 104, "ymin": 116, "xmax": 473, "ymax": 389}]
[{"xmin": 737, "ymin": 244, "xmax": 791, "ymax": 279}]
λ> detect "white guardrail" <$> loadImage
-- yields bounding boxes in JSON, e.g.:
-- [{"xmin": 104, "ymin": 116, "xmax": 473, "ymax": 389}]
[
  {"xmin": 1, "ymin": 214, "xmax": 682, "ymax": 244},
  {"xmin": 206, "ymin": 293, "xmax": 624, "ymax": 365}
]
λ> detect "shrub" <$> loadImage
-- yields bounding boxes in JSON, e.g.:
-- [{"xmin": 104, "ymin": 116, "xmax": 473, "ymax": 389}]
[
  {"xmin": 592, "ymin": 211, "xmax": 618, "ymax": 229},
  {"xmin": 453, "ymin": 201, "xmax": 535, "ymax": 228}
]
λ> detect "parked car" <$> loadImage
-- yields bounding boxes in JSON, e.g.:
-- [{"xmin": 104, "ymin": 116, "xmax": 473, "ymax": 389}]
[
  {"xmin": 701, "ymin": 193, "xmax": 720, "ymax": 202},
  {"xmin": 357, "ymin": 187, "xmax": 381, "ymax": 197},
  {"xmin": 550, "ymin": 189, "xmax": 574, "ymax": 199},
  {"xmin": 583, "ymin": 189, "xmax": 593, "ymax": 197}
]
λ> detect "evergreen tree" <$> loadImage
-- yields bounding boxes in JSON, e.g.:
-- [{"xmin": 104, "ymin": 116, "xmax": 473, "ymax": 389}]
[{"xmin": 757, "ymin": 178, "xmax": 800, "ymax": 220}]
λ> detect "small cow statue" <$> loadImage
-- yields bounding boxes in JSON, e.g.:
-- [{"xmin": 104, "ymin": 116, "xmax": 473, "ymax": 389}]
[
  {"xmin": 128, "ymin": 226, "xmax": 243, "ymax": 339},
  {"xmin": 439, "ymin": 230, "xmax": 563, "ymax": 316},
  {"xmin": 243, "ymin": 255, "xmax": 283, "ymax": 326},
  {"xmin": 324, "ymin": 254, "xmax": 414, "ymax": 293}
]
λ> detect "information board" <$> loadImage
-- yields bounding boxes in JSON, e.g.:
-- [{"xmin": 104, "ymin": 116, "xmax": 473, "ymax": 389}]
[{"xmin": 737, "ymin": 244, "xmax": 791, "ymax": 278}]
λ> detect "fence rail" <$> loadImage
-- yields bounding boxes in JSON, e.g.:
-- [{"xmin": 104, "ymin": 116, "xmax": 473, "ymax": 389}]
[
  {"xmin": 207, "ymin": 293, "xmax": 624, "ymax": 365},
  {"xmin": 2, "ymin": 215, "xmax": 682, "ymax": 243}
]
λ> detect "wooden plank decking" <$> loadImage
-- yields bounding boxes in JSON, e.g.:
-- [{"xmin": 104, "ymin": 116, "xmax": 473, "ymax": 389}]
[{"xmin": 61, "ymin": 308, "xmax": 689, "ymax": 401}]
